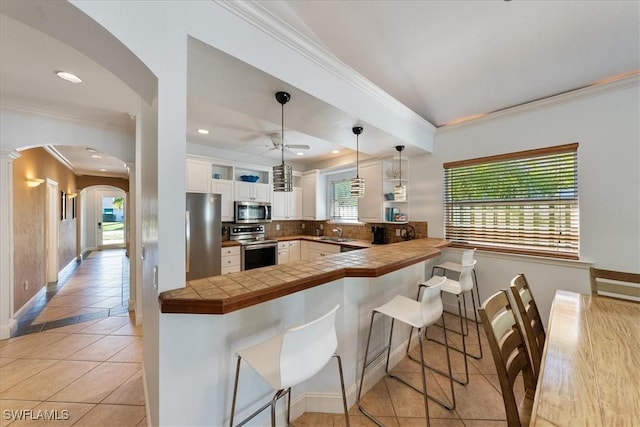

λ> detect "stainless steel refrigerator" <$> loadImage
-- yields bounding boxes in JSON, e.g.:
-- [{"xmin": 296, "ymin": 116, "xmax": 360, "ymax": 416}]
[{"xmin": 186, "ymin": 192, "xmax": 221, "ymax": 281}]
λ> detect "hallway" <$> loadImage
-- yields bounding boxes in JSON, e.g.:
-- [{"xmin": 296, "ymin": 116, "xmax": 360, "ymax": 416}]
[
  {"xmin": 13, "ymin": 250, "xmax": 130, "ymax": 337},
  {"xmin": 0, "ymin": 250, "xmax": 145, "ymax": 426}
]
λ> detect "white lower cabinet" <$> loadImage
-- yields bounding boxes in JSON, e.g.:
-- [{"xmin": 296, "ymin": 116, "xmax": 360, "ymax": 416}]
[
  {"xmin": 300, "ymin": 241, "xmax": 340, "ymax": 261},
  {"xmin": 277, "ymin": 241, "xmax": 290, "ymax": 265},
  {"xmin": 221, "ymin": 246, "xmax": 240, "ymax": 275},
  {"xmin": 278, "ymin": 240, "xmax": 301, "ymax": 264},
  {"xmin": 288, "ymin": 240, "xmax": 301, "ymax": 262}
]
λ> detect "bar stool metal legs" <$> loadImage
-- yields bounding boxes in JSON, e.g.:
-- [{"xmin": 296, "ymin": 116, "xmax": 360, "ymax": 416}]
[
  {"xmin": 357, "ymin": 282, "xmax": 452, "ymax": 427},
  {"xmin": 357, "ymin": 312, "xmax": 432, "ymax": 427}
]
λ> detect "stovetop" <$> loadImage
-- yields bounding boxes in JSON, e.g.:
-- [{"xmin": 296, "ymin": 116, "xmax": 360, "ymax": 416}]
[
  {"xmin": 234, "ymin": 238, "xmax": 278, "ymax": 246},
  {"xmin": 229, "ymin": 224, "xmax": 276, "ymax": 246}
]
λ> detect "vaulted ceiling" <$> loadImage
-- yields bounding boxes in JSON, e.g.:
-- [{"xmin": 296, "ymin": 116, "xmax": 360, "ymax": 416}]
[{"xmin": 1, "ymin": 1, "xmax": 638, "ymax": 173}]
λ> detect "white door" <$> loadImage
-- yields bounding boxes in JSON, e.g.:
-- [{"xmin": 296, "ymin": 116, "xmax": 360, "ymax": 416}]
[{"xmin": 97, "ymin": 190, "xmax": 126, "ymax": 248}]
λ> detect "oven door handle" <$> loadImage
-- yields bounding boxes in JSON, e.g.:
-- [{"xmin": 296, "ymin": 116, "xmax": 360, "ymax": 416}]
[{"xmin": 243, "ymin": 243, "xmax": 277, "ymax": 251}]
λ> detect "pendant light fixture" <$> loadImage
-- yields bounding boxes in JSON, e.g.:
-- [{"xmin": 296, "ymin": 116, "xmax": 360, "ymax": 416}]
[
  {"xmin": 273, "ymin": 91, "xmax": 293, "ymax": 192},
  {"xmin": 394, "ymin": 145, "xmax": 406, "ymax": 201},
  {"xmin": 350, "ymin": 126, "xmax": 365, "ymax": 197}
]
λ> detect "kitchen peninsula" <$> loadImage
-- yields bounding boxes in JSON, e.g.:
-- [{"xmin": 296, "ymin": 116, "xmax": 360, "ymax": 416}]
[
  {"xmin": 156, "ymin": 238, "xmax": 449, "ymax": 426},
  {"xmin": 160, "ymin": 237, "xmax": 449, "ymax": 314}
]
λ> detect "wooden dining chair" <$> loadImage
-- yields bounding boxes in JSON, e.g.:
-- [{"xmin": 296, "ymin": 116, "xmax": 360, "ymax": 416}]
[
  {"xmin": 589, "ymin": 267, "xmax": 640, "ymax": 302},
  {"xmin": 509, "ymin": 274, "xmax": 545, "ymax": 381},
  {"xmin": 479, "ymin": 291, "xmax": 536, "ymax": 427}
]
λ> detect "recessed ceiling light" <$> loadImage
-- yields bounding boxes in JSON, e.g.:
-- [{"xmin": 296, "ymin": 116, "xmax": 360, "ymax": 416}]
[
  {"xmin": 55, "ymin": 71, "xmax": 82, "ymax": 84},
  {"xmin": 86, "ymin": 148, "xmax": 97, "ymax": 153},
  {"xmin": 296, "ymin": 152, "xmax": 304, "ymax": 156},
  {"xmin": 332, "ymin": 150, "xmax": 340, "ymax": 154},
  {"xmin": 90, "ymin": 154, "xmax": 102, "ymax": 159},
  {"xmin": 99, "ymin": 168, "xmax": 107, "ymax": 172},
  {"xmin": 197, "ymin": 128, "xmax": 210, "ymax": 135}
]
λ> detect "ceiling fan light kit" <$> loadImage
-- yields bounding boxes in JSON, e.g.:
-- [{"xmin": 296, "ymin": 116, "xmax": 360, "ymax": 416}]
[
  {"xmin": 350, "ymin": 126, "xmax": 365, "ymax": 197},
  {"xmin": 393, "ymin": 145, "xmax": 406, "ymax": 202},
  {"xmin": 273, "ymin": 91, "xmax": 293, "ymax": 192}
]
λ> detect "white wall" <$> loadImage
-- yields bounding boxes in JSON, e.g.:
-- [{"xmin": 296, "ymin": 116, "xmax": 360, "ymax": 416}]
[{"xmin": 409, "ymin": 79, "xmax": 640, "ymax": 322}]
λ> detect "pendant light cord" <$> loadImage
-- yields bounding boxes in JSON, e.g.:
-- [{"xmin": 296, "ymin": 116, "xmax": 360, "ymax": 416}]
[
  {"xmin": 281, "ymin": 102, "xmax": 285, "ymax": 165},
  {"xmin": 356, "ymin": 133, "xmax": 359, "ymax": 178}
]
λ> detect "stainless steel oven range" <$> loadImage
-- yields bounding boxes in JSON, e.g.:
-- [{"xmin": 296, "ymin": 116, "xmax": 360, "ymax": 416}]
[{"xmin": 229, "ymin": 224, "xmax": 278, "ymax": 271}]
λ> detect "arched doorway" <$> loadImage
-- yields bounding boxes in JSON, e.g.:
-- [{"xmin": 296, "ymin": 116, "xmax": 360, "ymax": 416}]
[{"xmin": 0, "ymin": 2, "xmax": 156, "ymax": 339}]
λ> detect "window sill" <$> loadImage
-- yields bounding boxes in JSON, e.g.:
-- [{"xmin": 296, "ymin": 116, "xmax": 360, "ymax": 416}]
[
  {"xmin": 326, "ymin": 220, "xmax": 366, "ymax": 226},
  {"xmin": 443, "ymin": 246, "xmax": 592, "ymax": 269}
]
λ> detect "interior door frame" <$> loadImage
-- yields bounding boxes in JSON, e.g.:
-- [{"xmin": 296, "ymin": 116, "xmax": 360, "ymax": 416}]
[
  {"xmin": 46, "ymin": 178, "xmax": 59, "ymax": 283},
  {"xmin": 97, "ymin": 188, "xmax": 126, "ymax": 249}
]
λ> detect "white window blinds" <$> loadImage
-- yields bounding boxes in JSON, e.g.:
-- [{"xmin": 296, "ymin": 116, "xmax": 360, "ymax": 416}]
[
  {"xmin": 330, "ymin": 179, "xmax": 358, "ymax": 221},
  {"xmin": 443, "ymin": 143, "xmax": 579, "ymax": 259}
]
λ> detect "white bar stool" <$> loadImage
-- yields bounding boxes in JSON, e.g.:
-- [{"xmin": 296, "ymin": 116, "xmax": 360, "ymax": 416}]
[
  {"xmin": 424, "ymin": 261, "xmax": 483, "ymax": 386},
  {"xmin": 432, "ymin": 248, "xmax": 481, "ymax": 311},
  {"xmin": 357, "ymin": 279, "xmax": 454, "ymax": 427},
  {"xmin": 229, "ymin": 305, "xmax": 349, "ymax": 427}
]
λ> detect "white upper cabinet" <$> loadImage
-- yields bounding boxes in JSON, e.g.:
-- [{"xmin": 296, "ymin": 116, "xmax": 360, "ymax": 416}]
[
  {"xmin": 357, "ymin": 161, "xmax": 383, "ymax": 222},
  {"xmin": 272, "ymin": 174, "xmax": 302, "ymax": 220},
  {"xmin": 234, "ymin": 166, "xmax": 271, "ymax": 202},
  {"xmin": 186, "ymin": 158, "xmax": 211, "ymax": 193},
  {"xmin": 211, "ymin": 179, "xmax": 234, "ymax": 222},
  {"xmin": 235, "ymin": 181, "xmax": 270, "ymax": 202},
  {"xmin": 302, "ymin": 170, "xmax": 326, "ymax": 220}
]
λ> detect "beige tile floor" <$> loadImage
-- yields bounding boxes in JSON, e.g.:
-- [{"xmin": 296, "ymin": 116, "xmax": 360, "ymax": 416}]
[
  {"xmin": 296, "ymin": 315, "xmax": 513, "ymax": 426},
  {"xmin": 1, "ymin": 249, "xmax": 145, "ymax": 426},
  {"xmin": 0, "ymin": 315, "xmax": 145, "ymax": 427},
  {"xmin": 2, "ymin": 248, "xmax": 510, "ymax": 426}
]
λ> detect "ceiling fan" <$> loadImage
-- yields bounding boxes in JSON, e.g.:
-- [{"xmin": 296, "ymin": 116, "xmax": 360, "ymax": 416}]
[{"xmin": 260, "ymin": 133, "xmax": 310, "ymax": 155}]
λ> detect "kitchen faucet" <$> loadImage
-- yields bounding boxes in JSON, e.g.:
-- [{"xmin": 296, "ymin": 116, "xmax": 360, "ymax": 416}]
[{"xmin": 333, "ymin": 227, "xmax": 343, "ymax": 238}]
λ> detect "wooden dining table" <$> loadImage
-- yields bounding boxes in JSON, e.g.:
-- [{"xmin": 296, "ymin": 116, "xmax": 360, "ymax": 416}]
[{"xmin": 530, "ymin": 290, "xmax": 640, "ymax": 426}]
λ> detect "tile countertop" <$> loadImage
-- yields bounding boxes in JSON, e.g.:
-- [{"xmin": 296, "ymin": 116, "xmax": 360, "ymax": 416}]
[{"xmin": 160, "ymin": 237, "xmax": 449, "ymax": 315}]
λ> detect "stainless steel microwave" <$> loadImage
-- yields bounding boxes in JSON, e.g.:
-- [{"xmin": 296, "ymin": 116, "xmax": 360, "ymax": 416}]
[{"xmin": 234, "ymin": 201, "xmax": 271, "ymax": 223}]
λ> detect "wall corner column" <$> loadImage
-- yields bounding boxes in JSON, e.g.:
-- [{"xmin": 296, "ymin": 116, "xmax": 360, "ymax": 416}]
[{"xmin": 0, "ymin": 150, "xmax": 21, "ymax": 339}]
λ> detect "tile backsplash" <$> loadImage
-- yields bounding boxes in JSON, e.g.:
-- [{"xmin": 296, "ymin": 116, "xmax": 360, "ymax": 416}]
[{"xmin": 223, "ymin": 220, "xmax": 428, "ymax": 244}]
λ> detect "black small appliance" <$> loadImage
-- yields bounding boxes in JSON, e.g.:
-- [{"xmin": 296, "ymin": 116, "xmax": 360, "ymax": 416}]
[{"xmin": 371, "ymin": 226, "xmax": 386, "ymax": 244}]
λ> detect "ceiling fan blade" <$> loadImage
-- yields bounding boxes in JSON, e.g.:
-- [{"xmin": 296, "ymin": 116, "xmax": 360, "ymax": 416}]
[
  {"xmin": 284, "ymin": 144, "xmax": 310, "ymax": 150},
  {"xmin": 259, "ymin": 147, "xmax": 276, "ymax": 155}
]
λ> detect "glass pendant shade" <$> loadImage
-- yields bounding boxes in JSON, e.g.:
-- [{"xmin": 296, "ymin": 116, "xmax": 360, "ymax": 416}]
[
  {"xmin": 273, "ymin": 163, "xmax": 293, "ymax": 192},
  {"xmin": 273, "ymin": 91, "xmax": 293, "ymax": 192},
  {"xmin": 350, "ymin": 176, "xmax": 365, "ymax": 197},
  {"xmin": 350, "ymin": 126, "xmax": 365, "ymax": 197},
  {"xmin": 394, "ymin": 184, "xmax": 406, "ymax": 201}
]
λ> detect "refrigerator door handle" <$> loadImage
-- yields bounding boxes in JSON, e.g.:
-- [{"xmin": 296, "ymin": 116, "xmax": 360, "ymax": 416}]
[{"xmin": 185, "ymin": 210, "xmax": 191, "ymax": 274}]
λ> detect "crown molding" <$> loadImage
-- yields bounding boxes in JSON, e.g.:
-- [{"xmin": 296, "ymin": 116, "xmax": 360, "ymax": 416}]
[
  {"xmin": 43, "ymin": 145, "xmax": 75, "ymax": 172},
  {"xmin": 0, "ymin": 102, "xmax": 134, "ymax": 134},
  {"xmin": 216, "ymin": 0, "xmax": 436, "ymax": 136},
  {"xmin": 0, "ymin": 149, "xmax": 21, "ymax": 161},
  {"xmin": 437, "ymin": 74, "xmax": 640, "ymax": 133}
]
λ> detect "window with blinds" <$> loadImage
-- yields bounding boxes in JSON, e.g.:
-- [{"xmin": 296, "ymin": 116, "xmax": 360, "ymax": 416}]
[
  {"xmin": 443, "ymin": 143, "xmax": 579, "ymax": 259},
  {"xmin": 330, "ymin": 179, "xmax": 358, "ymax": 221}
]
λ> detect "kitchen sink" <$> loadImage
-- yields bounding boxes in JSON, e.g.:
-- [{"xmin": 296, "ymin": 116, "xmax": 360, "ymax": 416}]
[{"xmin": 314, "ymin": 236, "xmax": 352, "ymax": 242}]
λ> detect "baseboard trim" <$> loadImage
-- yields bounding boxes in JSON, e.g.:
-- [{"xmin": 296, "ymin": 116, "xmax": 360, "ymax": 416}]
[
  {"xmin": 141, "ymin": 364, "xmax": 151, "ymax": 427},
  {"xmin": 0, "ymin": 318, "xmax": 17, "ymax": 340}
]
